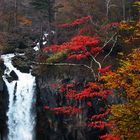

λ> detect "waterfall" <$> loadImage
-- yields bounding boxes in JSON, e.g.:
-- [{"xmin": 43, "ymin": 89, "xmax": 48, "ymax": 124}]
[{"xmin": 1, "ymin": 54, "xmax": 36, "ymax": 140}]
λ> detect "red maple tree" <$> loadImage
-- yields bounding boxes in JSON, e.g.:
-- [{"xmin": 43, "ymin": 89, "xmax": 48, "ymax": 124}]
[{"xmin": 42, "ymin": 16, "xmax": 119, "ymax": 139}]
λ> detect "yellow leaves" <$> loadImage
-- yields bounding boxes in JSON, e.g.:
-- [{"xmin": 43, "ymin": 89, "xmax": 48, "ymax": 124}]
[
  {"xmin": 110, "ymin": 101, "xmax": 140, "ymax": 140},
  {"xmin": 117, "ymin": 49, "xmax": 140, "ymax": 99},
  {"xmin": 106, "ymin": 48, "xmax": 140, "ymax": 139},
  {"xmin": 119, "ymin": 18, "xmax": 140, "ymax": 46},
  {"xmin": 46, "ymin": 50, "xmax": 69, "ymax": 63},
  {"xmin": 134, "ymin": 1, "xmax": 140, "ymax": 5},
  {"xmin": 120, "ymin": 21, "xmax": 134, "ymax": 30},
  {"xmin": 134, "ymin": 1, "xmax": 140, "ymax": 12},
  {"xmin": 136, "ymin": 21, "xmax": 140, "ymax": 27},
  {"xmin": 87, "ymin": 82, "xmax": 100, "ymax": 89},
  {"xmin": 135, "ymin": 31, "xmax": 140, "ymax": 37},
  {"xmin": 111, "ymin": 104, "xmax": 124, "ymax": 117}
]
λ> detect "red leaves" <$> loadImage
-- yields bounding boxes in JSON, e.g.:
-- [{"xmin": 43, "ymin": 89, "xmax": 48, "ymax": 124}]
[
  {"xmin": 43, "ymin": 35, "xmax": 101, "ymax": 62},
  {"xmin": 100, "ymin": 134, "xmax": 120, "ymax": 140},
  {"xmin": 88, "ymin": 121, "xmax": 113, "ymax": 130},
  {"xmin": 87, "ymin": 101, "xmax": 92, "ymax": 107},
  {"xmin": 44, "ymin": 106, "xmax": 50, "ymax": 110},
  {"xmin": 67, "ymin": 54, "xmax": 87, "ymax": 60},
  {"xmin": 66, "ymin": 89, "xmax": 113, "ymax": 100},
  {"xmin": 102, "ymin": 22, "xmax": 119, "ymax": 31},
  {"xmin": 91, "ymin": 47, "xmax": 103, "ymax": 55},
  {"xmin": 72, "ymin": 16, "xmax": 92, "ymax": 26},
  {"xmin": 66, "ymin": 88, "xmax": 91, "ymax": 100},
  {"xmin": 60, "ymin": 85, "xmax": 66, "ymax": 93},
  {"xmin": 98, "ymin": 65, "xmax": 111, "ymax": 74},
  {"xmin": 71, "ymin": 35, "xmax": 100, "ymax": 47},
  {"xmin": 58, "ymin": 16, "xmax": 92, "ymax": 28},
  {"xmin": 90, "ymin": 109, "xmax": 110, "ymax": 120},
  {"xmin": 43, "ymin": 35, "xmax": 100, "ymax": 56},
  {"xmin": 78, "ymin": 24, "xmax": 95, "ymax": 35},
  {"xmin": 86, "ymin": 82, "xmax": 100, "ymax": 90},
  {"xmin": 42, "ymin": 15, "xmax": 119, "ymax": 138},
  {"xmin": 44, "ymin": 106, "xmax": 82, "ymax": 114},
  {"xmin": 60, "ymin": 83, "xmax": 76, "ymax": 93}
]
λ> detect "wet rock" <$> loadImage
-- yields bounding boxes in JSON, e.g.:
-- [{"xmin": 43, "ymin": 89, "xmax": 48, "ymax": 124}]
[
  {"xmin": 0, "ymin": 58, "xmax": 6, "ymax": 72},
  {"xmin": 5, "ymin": 71, "xmax": 18, "ymax": 83},
  {"xmin": 12, "ymin": 55, "xmax": 31, "ymax": 73},
  {"xmin": 9, "ymin": 70, "xmax": 18, "ymax": 81},
  {"xmin": 0, "ymin": 79, "xmax": 9, "ymax": 139},
  {"xmin": 1, "ymin": 45, "xmax": 16, "ymax": 55}
]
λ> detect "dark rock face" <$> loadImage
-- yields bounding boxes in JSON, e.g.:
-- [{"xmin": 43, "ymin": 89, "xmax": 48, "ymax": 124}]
[
  {"xmin": 35, "ymin": 66, "xmax": 106, "ymax": 140},
  {"xmin": 11, "ymin": 48, "xmax": 37, "ymax": 73},
  {"xmin": 12, "ymin": 55, "xmax": 31, "ymax": 73},
  {"xmin": 0, "ymin": 60, "xmax": 8, "ymax": 139},
  {"xmin": 4, "ymin": 70, "xmax": 18, "ymax": 83},
  {"xmin": 0, "ymin": 59, "xmax": 6, "ymax": 72},
  {"xmin": 0, "ymin": 79, "xmax": 9, "ymax": 140},
  {"xmin": 9, "ymin": 70, "xmax": 18, "ymax": 81}
]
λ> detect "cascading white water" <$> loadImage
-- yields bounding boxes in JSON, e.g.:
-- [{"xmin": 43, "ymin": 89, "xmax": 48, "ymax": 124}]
[{"xmin": 1, "ymin": 54, "xmax": 36, "ymax": 140}]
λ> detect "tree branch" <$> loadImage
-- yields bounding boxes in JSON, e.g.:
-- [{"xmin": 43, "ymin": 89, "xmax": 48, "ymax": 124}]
[
  {"xmin": 32, "ymin": 61, "xmax": 96, "ymax": 79},
  {"xmin": 102, "ymin": 36, "xmax": 118, "ymax": 62},
  {"xmin": 95, "ymin": 33, "xmax": 118, "ymax": 58}
]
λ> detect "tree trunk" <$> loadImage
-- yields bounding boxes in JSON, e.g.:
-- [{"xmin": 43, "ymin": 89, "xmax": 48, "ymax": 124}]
[{"xmin": 122, "ymin": 0, "xmax": 126, "ymax": 20}]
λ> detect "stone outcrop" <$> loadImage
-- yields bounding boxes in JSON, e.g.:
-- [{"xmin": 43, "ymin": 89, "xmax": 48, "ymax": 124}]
[
  {"xmin": 0, "ymin": 65, "xmax": 8, "ymax": 140},
  {"xmin": 35, "ymin": 65, "xmax": 105, "ymax": 140}
]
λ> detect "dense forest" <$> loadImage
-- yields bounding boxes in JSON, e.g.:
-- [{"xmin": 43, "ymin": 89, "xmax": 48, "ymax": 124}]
[{"xmin": 0, "ymin": 0, "xmax": 140, "ymax": 140}]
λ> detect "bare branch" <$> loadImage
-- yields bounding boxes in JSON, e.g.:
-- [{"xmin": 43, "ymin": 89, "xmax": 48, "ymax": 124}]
[
  {"xmin": 32, "ymin": 61, "xmax": 97, "ymax": 80},
  {"xmin": 102, "ymin": 36, "xmax": 118, "ymax": 62},
  {"xmin": 106, "ymin": 0, "xmax": 112, "ymax": 19},
  {"xmin": 95, "ymin": 33, "xmax": 118, "ymax": 58}
]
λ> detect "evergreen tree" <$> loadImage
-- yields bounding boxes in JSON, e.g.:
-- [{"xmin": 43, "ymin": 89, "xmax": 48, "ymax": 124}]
[{"xmin": 31, "ymin": 0, "xmax": 55, "ymax": 23}]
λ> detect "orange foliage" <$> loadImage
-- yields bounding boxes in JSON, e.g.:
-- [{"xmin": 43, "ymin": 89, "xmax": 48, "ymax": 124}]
[
  {"xmin": 17, "ymin": 15, "xmax": 32, "ymax": 26},
  {"xmin": 103, "ymin": 48, "xmax": 140, "ymax": 139}
]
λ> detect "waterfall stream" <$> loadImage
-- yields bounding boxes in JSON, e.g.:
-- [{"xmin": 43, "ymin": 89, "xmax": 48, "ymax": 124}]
[{"xmin": 1, "ymin": 54, "xmax": 36, "ymax": 140}]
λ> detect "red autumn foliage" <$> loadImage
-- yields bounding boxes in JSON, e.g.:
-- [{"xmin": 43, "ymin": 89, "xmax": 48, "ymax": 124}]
[
  {"xmin": 87, "ymin": 101, "xmax": 92, "ymax": 107},
  {"xmin": 44, "ymin": 106, "xmax": 82, "ymax": 114},
  {"xmin": 50, "ymin": 83, "xmax": 60, "ymax": 89},
  {"xmin": 43, "ymin": 15, "xmax": 120, "ymax": 139},
  {"xmin": 66, "ymin": 83, "xmax": 75, "ymax": 88},
  {"xmin": 58, "ymin": 16, "xmax": 92, "ymax": 28},
  {"xmin": 90, "ymin": 47, "xmax": 103, "ymax": 55},
  {"xmin": 88, "ymin": 121, "xmax": 113, "ymax": 130},
  {"xmin": 99, "ymin": 107, "xmax": 105, "ymax": 112},
  {"xmin": 67, "ymin": 53, "xmax": 87, "ymax": 60},
  {"xmin": 66, "ymin": 89, "xmax": 113, "ymax": 100},
  {"xmin": 78, "ymin": 24, "xmax": 95, "ymax": 35},
  {"xmin": 90, "ymin": 109, "xmax": 110, "ymax": 120},
  {"xmin": 59, "ymin": 85, "xmax": 67, "ymax": 93},
  {"xmin": 98, "ymin": 65, "xmax": 111, "ymax": 74},
  {"xmin": 43, "ymin": 35, "xmax": 100, "ymax": 55},
  {"xmin": 101, "ymin": 22, "xmax": 119, "ymax": 31},
  {"xmin": 71, "ymin": 35, "xmax": 100, "ymax": 47},
  {"xmin": 100, "ymin": 134, "xmax": 120, "ymax": 140},
  {"xmin": 86, "ymin": 82, "xmax": 101, "ymax": 90}
]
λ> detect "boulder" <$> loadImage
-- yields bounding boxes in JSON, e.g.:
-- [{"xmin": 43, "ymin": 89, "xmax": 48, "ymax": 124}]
[
  {"xmin": 5, "ymin": 70, "xmax": 18, "ymax": 83},
  {"xmin": 9, "ymin": 70, "xmax": 18, "ymax": 81},
  {"xmin": 0, "ymin": 58, "xmax": 6, "ymax": 72},
  {"xmin": 12, "ymin": 55, "xmax": 31, "ymax": 73}
]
